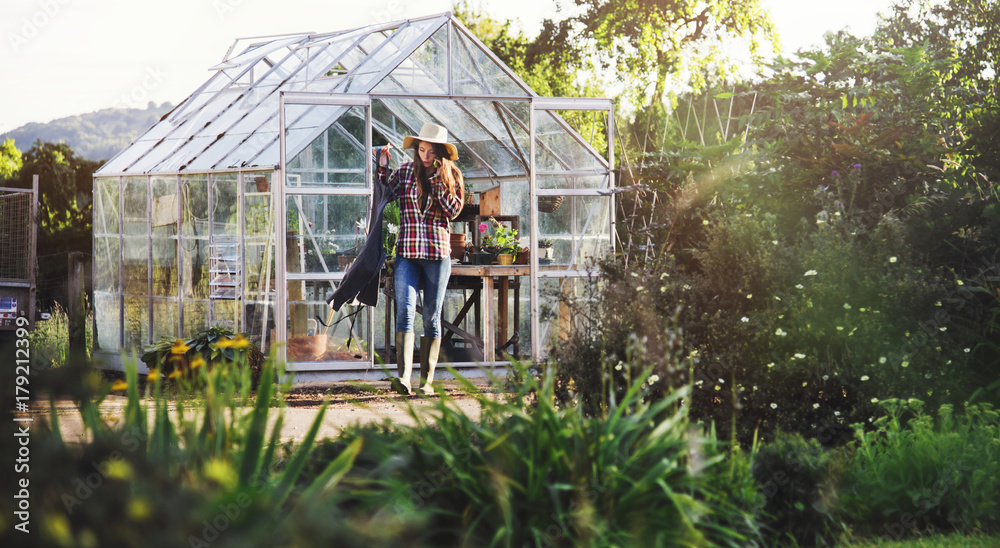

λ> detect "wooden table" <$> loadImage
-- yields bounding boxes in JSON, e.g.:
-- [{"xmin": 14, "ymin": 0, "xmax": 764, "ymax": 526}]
[{"xmin": 382, "ymin": 264, "xmax": 529, "ymax": 363}]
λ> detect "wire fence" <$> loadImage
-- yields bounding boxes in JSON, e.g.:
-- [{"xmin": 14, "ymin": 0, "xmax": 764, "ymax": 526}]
[{"xmin": 0, "ymin": 190, "xmax": 33, "ymax": 280}]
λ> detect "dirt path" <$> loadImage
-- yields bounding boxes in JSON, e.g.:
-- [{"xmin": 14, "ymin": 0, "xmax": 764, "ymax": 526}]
[{"xmin": 34, "ymin": 379, "xmax": 489, "ymax": 444}]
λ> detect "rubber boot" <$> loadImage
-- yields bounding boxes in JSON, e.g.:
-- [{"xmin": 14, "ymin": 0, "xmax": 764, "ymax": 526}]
[
  {"xmin": 419, "ymin": 336, "xmax": 441, "ymax": 395},
  {"xmin": 394, "ymin": 331, "xmax": 414, "ymax": 395}
]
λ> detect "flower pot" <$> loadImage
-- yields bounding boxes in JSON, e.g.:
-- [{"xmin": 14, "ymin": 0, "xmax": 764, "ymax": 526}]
[
  {"xmin": 254, "ymin": 176, "xmax": 270, "ymax": 193},
  {"xmin": 449, "ymin": 233, "xmax": 467, "ymax": 261},
  {"xmin": 469, "ymin": 251, "xmax": 492, "ymax": 265},
  {"xmin": 497, "ymin": 253, "xmax": 514, "ymax": 265},
  {"xmin": 515, "ymin": 250, "xmax": 530, "ymax": 265}
]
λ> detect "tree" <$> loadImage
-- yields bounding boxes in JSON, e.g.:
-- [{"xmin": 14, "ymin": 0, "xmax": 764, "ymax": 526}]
[
  {"xmin": 538, "ymin": 0, "xmax": 778, "ymax": 109},
  {"xmin": 0, "ymin": 138, "xmax": 22, "ymax": 181},
  {"xmin": 13, "ymin": 141, "xmax": 100, "ymax": 306}
]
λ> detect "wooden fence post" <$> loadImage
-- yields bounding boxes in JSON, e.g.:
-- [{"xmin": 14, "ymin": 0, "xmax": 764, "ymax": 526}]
[{"xmin": 68, "ymin": 251, "xmax": 87, "ymax": 361}]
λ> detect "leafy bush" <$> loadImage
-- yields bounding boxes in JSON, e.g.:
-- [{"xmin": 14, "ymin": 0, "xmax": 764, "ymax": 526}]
[
  {"xmin": 842, "ymin": 399, "xmax": 1000, "ymax": 540},
  {"xmin": 302, "ymin": 363, "xmax": 763, "ymax": 547},
  {"xmin": 752, "ymin": 432, "xmax": 848, "ymax": 546},
  {"xmin": 141, "ymin": 326, "xmax": 264, "ymax": 388}
]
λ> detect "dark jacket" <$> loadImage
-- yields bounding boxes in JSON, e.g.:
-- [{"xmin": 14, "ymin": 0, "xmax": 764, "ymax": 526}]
[{"xmin": 327, "ymin": 166, "xmax": 393, "ymax": 311}]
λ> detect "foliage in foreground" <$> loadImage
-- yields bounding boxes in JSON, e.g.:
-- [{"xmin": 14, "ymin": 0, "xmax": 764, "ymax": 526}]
[{"xmin": 1, "ymin": 354, "xmax": 764, "ymax": 547}]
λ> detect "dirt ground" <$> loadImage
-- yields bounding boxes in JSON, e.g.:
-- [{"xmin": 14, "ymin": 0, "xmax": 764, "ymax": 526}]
[{"xmin": 34, "ymin": 378, "xmax": 489, "ymax": 444}]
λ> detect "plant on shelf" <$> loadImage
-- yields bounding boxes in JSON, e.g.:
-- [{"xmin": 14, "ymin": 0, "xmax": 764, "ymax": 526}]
[
  {"xmin": 480, "ymin": 217, "xmax": 521, "ymax": 256},
  {"xmin": 538, "ymin": 238, "xmax": 555, "ymax": 260}
]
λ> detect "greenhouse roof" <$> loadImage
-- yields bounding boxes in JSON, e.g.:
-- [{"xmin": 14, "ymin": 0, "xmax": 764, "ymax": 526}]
[{"xmin": 94, "ymin": 12, "xmax": 587, "ymax": 178}]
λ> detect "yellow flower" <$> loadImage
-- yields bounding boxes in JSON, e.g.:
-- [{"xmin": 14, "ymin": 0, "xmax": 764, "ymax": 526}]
[
  {"xmin": 216, "ymin": 337, "xmax": 234, "ymax": 349},
  {"xmin": 110, "ymin": 379, "xmax": 129, "ymax": 391},
  {"xmin": 171, "ymin": 339, "xmax": 190, "ymax": 355},
  {"xmin": 168, "ymin": 369, "xmax": 183, "ymax": 379},
  {"xmin": 146, "ymin": 368, "xmax": 159, "ymax": 382},
  {"xmin": 191, "ymin": 357, "xmax": 206, "ymax": 369},
  {"xmin": 233, "ymin": 334, "xmax": 250, "ymax": 349}
]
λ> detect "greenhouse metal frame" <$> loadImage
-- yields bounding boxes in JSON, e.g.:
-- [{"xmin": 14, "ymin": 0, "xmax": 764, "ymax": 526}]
[{"xmin": 93, "ymin": 12, "xmax": 615, "ymax": 380}]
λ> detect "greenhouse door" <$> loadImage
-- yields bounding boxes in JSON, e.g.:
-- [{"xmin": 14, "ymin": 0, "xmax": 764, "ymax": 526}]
[
  {"xmin": 528, "ymin": 97, "xmax": 615, "ymax": 360},
  {"xmin": 277, "ymin": 92, "xmax": 376, "ymax": 372}
]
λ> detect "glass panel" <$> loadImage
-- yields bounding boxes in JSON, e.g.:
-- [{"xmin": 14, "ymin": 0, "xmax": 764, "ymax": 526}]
[
  {"xmin": 152, "ymin": 298, "xmax": 179, "ymax": 341},
  {"xmin": 244, "ymin": 300, "xmax": 273, "ymax": 354},
  {"xmin": 286, "ymin": 194, "xmax": 369, "ymax": 274},
  {"xmin": 184, "ymin": 299, "xmax": 209, "ymax": 335},
  {"xmin": 374, "ymin": 25, "xmax": 448, "ymax": 94},
  {"xmin": 151, "ymin": 176, "xmax": 178, "ymax": 298},
  {"xmin": 94, "ymin": 178, "xmax": 119, "ymax": 236},
  {"xmin": 538, "ymin": 196, "xmax": 612, "ymax": 268},
  {"xmin": 212, "ymin": 299, "xmax": 240, "ymax": 333},
  {"xmin": 344, "ymin": 24, "xmax": 428, "ymax": 93},
  {"xmin": 99, "ymin": 138, "xmax": 158, "ymax": 174},
  {"xmin": 123, "ymin": 296, "xmax": 148, "ymax": 352},
  {"xmin": 94, "ymin": 237, "xmax": 120, "ymax": 293},
  {"xmin": 123, "ymin": 235, "xmax": 148, "ymax": 296},
  {"xmin": 122, "ymin": 177, "xmax": 148, "ymax": 238},
  {"xmin": 181, "ymin": 236, "xmax": 209, "ymax": 299},
  {"xmin": 550, "ymin": 109, "xmax": 610, "ymax": 161},
  {"xmin": 538, "ymin": 277, "xmax": 595, "ymax": 357},
  {"xmin": 538, "ymin": 174, "xmax": 609, "ymax": 191},
  {"xmin": 535, "ymin": 111, "xmax": 604, "ymax": 171},
  {"xmin": 287, "ymin": 280, "xmax": 369, "ymax": 362},
  {"xmin": 286, "ymin": 105, "xmax": 366, "ymax": 189},
  {"xmin": 181, "ymin": 175, "xmax": 209, "ymax": 238},
  {"xmin": 94, "ymin": 291, "xmax": 120, "ymax": 352},
  {"xmin": 212, "ymin": 174, "xmax": 240, "ymax": 237},
  {"xmin": 453, "ymin": 30, "xmax": 529, "ymax": 96}
]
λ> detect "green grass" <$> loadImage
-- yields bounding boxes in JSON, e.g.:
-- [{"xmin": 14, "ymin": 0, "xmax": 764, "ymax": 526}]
[{"xmin": 841, "ymin": 532, "xmax": 1000, "ymax": 547}]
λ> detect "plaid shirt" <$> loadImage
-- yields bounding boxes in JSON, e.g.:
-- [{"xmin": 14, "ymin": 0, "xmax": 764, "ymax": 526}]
[{"xmin": 379, "ymin": 161, "xmax": 463, "ymax": 260}]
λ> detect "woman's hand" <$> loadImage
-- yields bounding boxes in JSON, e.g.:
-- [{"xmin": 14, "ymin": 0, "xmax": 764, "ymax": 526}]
[{"xmin": 378, "ymin": 145, "xmax": 390, "ymax": 168}]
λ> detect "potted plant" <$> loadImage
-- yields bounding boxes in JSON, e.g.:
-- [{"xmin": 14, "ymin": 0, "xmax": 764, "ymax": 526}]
[
  {"xmin": 480, "ymin": 217, "xmax": 520, "ymax": 265},
  {"xmin": 538, "ymin": 239, "xmax": 555, "ymax": 262},
  {"xmin": 515, "ymin": 245, "xmax": 530, "ymax": 265}
]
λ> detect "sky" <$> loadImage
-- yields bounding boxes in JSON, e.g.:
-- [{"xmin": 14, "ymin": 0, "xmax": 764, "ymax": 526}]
[{"xmin": 0, "ymin": 0, "xmax": 897, "ymax": 137}]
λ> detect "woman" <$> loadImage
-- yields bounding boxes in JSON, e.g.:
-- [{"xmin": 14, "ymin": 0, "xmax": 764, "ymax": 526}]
[{"xmin": 379, "ymin": 123, "xmax": 464, "ymax": 395}]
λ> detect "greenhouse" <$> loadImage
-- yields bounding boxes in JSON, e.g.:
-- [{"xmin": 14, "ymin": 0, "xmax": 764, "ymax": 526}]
[{"xmin": 92, "ymin": 12, "xmax": 615, "ymax": 380}]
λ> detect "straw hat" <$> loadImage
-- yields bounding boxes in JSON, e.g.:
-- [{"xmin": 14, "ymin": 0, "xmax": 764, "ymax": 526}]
[{"xmin": 402, "ymin": 123, "xmax": 458, "ymax": 161}]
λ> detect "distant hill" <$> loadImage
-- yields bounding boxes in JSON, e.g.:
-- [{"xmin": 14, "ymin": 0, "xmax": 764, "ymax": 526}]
[{"xmin": 1, "ymin": 102, "xmax": 174, "ymax": 162}]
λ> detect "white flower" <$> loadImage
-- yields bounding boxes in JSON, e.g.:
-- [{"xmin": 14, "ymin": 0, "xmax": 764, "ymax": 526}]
[
  {"xmin": 957, "ymin": 279, "xmax": 964, "ymax": 286},
  {"xmin": 636, "ymin": 286, "xmax": 645, "ymax": 292},
  {"xmin": 879, "ymin": 356, "xmax": 887, "ymax": 364},
  {"xmin": 804, "ymin": 270, "xmax": 818, "ymax": 276},
  {"xmin": 703, "ymin": 219, "xmax": 710, "ymax": 225},
  {"xmin": 767, "ymin": 362, "xmax": 775, "ymax": 368},
  {"xmin": 939, "ymin": 326, "xmax": 947, "ymax": 332},
  {"xmin": 843, "ymin": 303, "xmax": 852, "ymax": 310},
  {"xmin": 860, "ymin": 375, "xmax": 869, "ymax": 381},
  {"xmin": 794, "ymin": 352, "xmax": 806, "ymax": 359},
  {"xmin": 834, "ymin": 411, "xmax": 841, "ymax": 416},
  {"xmin": 822, "ymin": 375, "xmax": 829, "ymax": 380},
  {"xmin": 746, "ymin": 294, "xmax": 753, "ymax": 299},
  {"xmin": 774, "ymin": 295, "xmax": 781, "ymax": 301},
  {"xmin": 660, "ymin": 286, "xmax": 667, "ymax": 293},
  {"xmin": 901, "ymin": 361, "xmax": 909, "ymax": 368},
  {"xmin": 648, "ymin": 374, "xmax": 660, "ymax": 384},
  {"xmin": 772, "ymin": 240, "xmax": 779, "ymax": 245},
  {"xmin": 836, "ymin": 326, "xmax": 844, "ymax": 331},
  {"xmin": 770, "ymin": 403, "xmax": 777, "ymax": 409},
  {"xmin": 796, "ymin": 284, "xmax": 804, "ymax": 289},
  {"xmin": 683, "ymin": 284, "xmax": 691, "ymax": 290},
  {"xmin": 813, "ymin": 403, "xmax": 820, "ymax": 409},
  {"xmin": 718, "ymin": 378, "xmax": 725, "ymax": 384},
  {"xmin": 964, "ymin": 348, "xmax": 971, "ymax": 353},
  {"xmin": 615, "ymin": 361, "xmax": 624, "ymax": 371},
  {"xmin": 775, "ymin": 328, "xmax": 787, "ymax": 337},
  {"xmin": 660, "ymin": 272, "xmax": 669, "ymax": 279},
  {"xmin": 741, "ymin": 316, "xmax": 749, "ymax": 323},
  {"xmin": 387, "ymin": 223, "xmax": 399, "ymax": 234},
  {"xmin": 935, "ymin": 301, "xmax": 942, "ymax": 307},
  {"xmin": 871, "ymin": 397, "xmax": 879, "ymax": 403},
  {"xmin": 889, "ymin": 256, "xmax": 897, "ymax": 263}
]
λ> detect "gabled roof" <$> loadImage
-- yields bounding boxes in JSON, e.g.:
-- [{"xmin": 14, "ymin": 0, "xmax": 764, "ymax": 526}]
[{"xmin": 97, "ymin": 12, "xmax": 559, "ymax": 177}]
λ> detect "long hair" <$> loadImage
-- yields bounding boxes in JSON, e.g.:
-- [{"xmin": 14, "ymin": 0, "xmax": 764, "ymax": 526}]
[{"xmin": 413, "ymin": 142, "xmax": 463, "ymax": 205}]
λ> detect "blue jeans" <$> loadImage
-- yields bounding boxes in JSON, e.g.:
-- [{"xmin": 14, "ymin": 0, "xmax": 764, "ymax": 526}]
[{"xmin": 394, "ymin": 256, "xmax": 451, "ymax": 338}]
